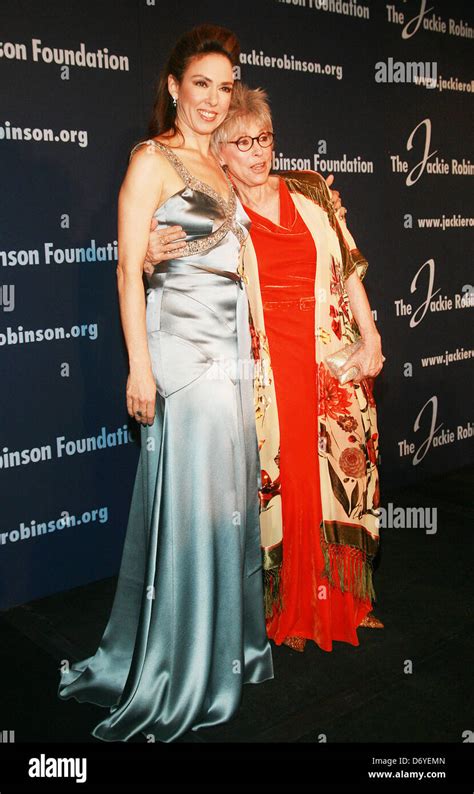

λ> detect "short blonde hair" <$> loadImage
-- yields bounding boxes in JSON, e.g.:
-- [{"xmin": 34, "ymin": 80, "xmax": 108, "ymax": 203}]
[{"xmin": 212, "ymin": 82, "xmax": 273, "ymax": 152}]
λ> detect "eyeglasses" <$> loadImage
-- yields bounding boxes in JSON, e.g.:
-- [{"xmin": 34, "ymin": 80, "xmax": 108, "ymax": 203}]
[{"xmin": 227, "ymin": 131, "xmax": 274, "ymax": 152}]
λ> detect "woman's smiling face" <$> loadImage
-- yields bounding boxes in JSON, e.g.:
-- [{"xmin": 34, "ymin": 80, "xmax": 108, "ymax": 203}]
[{"xmin": 168, "ymin": 53, "xmax": 234, "ymax": 136}]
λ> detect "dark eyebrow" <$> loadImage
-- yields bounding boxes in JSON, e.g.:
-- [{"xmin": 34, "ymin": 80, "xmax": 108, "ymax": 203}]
[{"xmin": 191, "ymin": 73, "xmax": 233, "ymax": 86}]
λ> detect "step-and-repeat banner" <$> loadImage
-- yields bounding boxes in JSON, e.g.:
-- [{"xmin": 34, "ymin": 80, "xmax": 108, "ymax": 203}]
[{"xmin": 1, "ymin": 0, "xmax": 472, "ymax": 609}]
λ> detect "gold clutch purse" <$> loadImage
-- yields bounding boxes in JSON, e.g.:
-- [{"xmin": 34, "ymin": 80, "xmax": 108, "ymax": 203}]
[{"xmin": 324, "ymin": 338, "xmax": 363, "ymax": 385}]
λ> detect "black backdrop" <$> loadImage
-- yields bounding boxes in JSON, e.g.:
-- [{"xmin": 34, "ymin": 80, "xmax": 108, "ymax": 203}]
[{"xmin": 0, "ymin": 0, "xmax": 472, "ymax": 609}]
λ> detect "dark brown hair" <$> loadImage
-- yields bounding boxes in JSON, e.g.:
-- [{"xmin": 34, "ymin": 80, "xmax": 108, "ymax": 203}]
[{"xmin": 147, "ymin": 24, "xmax": 240, "ymax": 140}]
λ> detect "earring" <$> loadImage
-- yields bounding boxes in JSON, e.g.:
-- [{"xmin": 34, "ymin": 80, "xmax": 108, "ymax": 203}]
[{"xmin": 172, "ymin": 96, "xmax": 177, "ymax": 108}]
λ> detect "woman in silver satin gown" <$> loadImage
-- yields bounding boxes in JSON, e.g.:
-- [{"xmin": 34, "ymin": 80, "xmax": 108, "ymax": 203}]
[{"xmin": 57, "ymin": 25, "xmax": 273, "ymax": 742}]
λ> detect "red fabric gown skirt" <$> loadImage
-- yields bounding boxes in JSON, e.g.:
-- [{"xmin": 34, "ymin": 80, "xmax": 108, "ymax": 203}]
[{"xmin": 244, "ymin": 178, "xmax": 371, "ymax": 651}]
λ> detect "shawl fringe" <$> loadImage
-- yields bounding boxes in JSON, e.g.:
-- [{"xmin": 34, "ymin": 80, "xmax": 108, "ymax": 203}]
[
  {"xmin": 320, "ymin": 525, "xmax": 377, "ymax": 604},
  {"xmin": 263, "ymin": 564, "xmax": 284, "ymax": 619}
]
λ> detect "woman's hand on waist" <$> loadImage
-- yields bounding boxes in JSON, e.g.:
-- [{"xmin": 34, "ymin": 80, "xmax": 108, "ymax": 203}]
[{"xmin": 144, "ymin": 218, "xmax": 186, "ymax": 275}]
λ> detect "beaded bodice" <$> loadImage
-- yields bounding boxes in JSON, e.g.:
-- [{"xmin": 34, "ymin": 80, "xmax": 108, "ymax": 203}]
[{"xmin": 128, "ymin": 139, "xmax": 247, "ymax": 255}]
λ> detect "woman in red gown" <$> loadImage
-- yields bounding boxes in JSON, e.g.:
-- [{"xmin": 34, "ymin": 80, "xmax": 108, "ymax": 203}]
[{"xmin": 244, "ymin": 179, "xmax": 376, "ymax": 651}]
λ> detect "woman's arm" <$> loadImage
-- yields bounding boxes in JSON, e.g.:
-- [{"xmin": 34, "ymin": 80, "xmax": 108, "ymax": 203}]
[
  {"xmin": 141, "ymin": 176, "xmax": 344, "ymax": 275},
  {"xmin": 116, "ymin": 147, "xmax": 163, "ymax": 424},
  {"xmin": 343, "ymin": 271, "xmax": 384, "ymax": 379},
  {"xmin": 328, "ymin": 196, "xmax": 385, "ymax": 380}
]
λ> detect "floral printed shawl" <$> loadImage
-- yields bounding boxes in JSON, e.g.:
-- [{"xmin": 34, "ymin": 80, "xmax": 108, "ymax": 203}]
[{"xmin": 238, "ymin": 172, "xmax": 380, "ymax": 617}]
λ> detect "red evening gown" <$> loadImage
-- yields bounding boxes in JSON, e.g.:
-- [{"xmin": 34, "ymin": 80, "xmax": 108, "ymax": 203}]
[{"xmin": 243, "ymin": 178, "xmax": 372, "ymax": 652}]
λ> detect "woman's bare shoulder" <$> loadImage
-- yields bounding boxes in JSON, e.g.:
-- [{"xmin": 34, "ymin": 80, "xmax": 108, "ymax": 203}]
[
  {"xmin": 126, "ymin": 139, "xmax": 180, "ymax": 196},
  {"xmin": 128, "ymin": 139, "xmax": 172, "ymax": 168}
]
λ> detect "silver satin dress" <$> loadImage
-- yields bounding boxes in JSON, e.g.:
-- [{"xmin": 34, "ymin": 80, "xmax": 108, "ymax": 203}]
[{"xmin": 57, "ymin": 140, "xmax": 274, "ymax": 742}]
